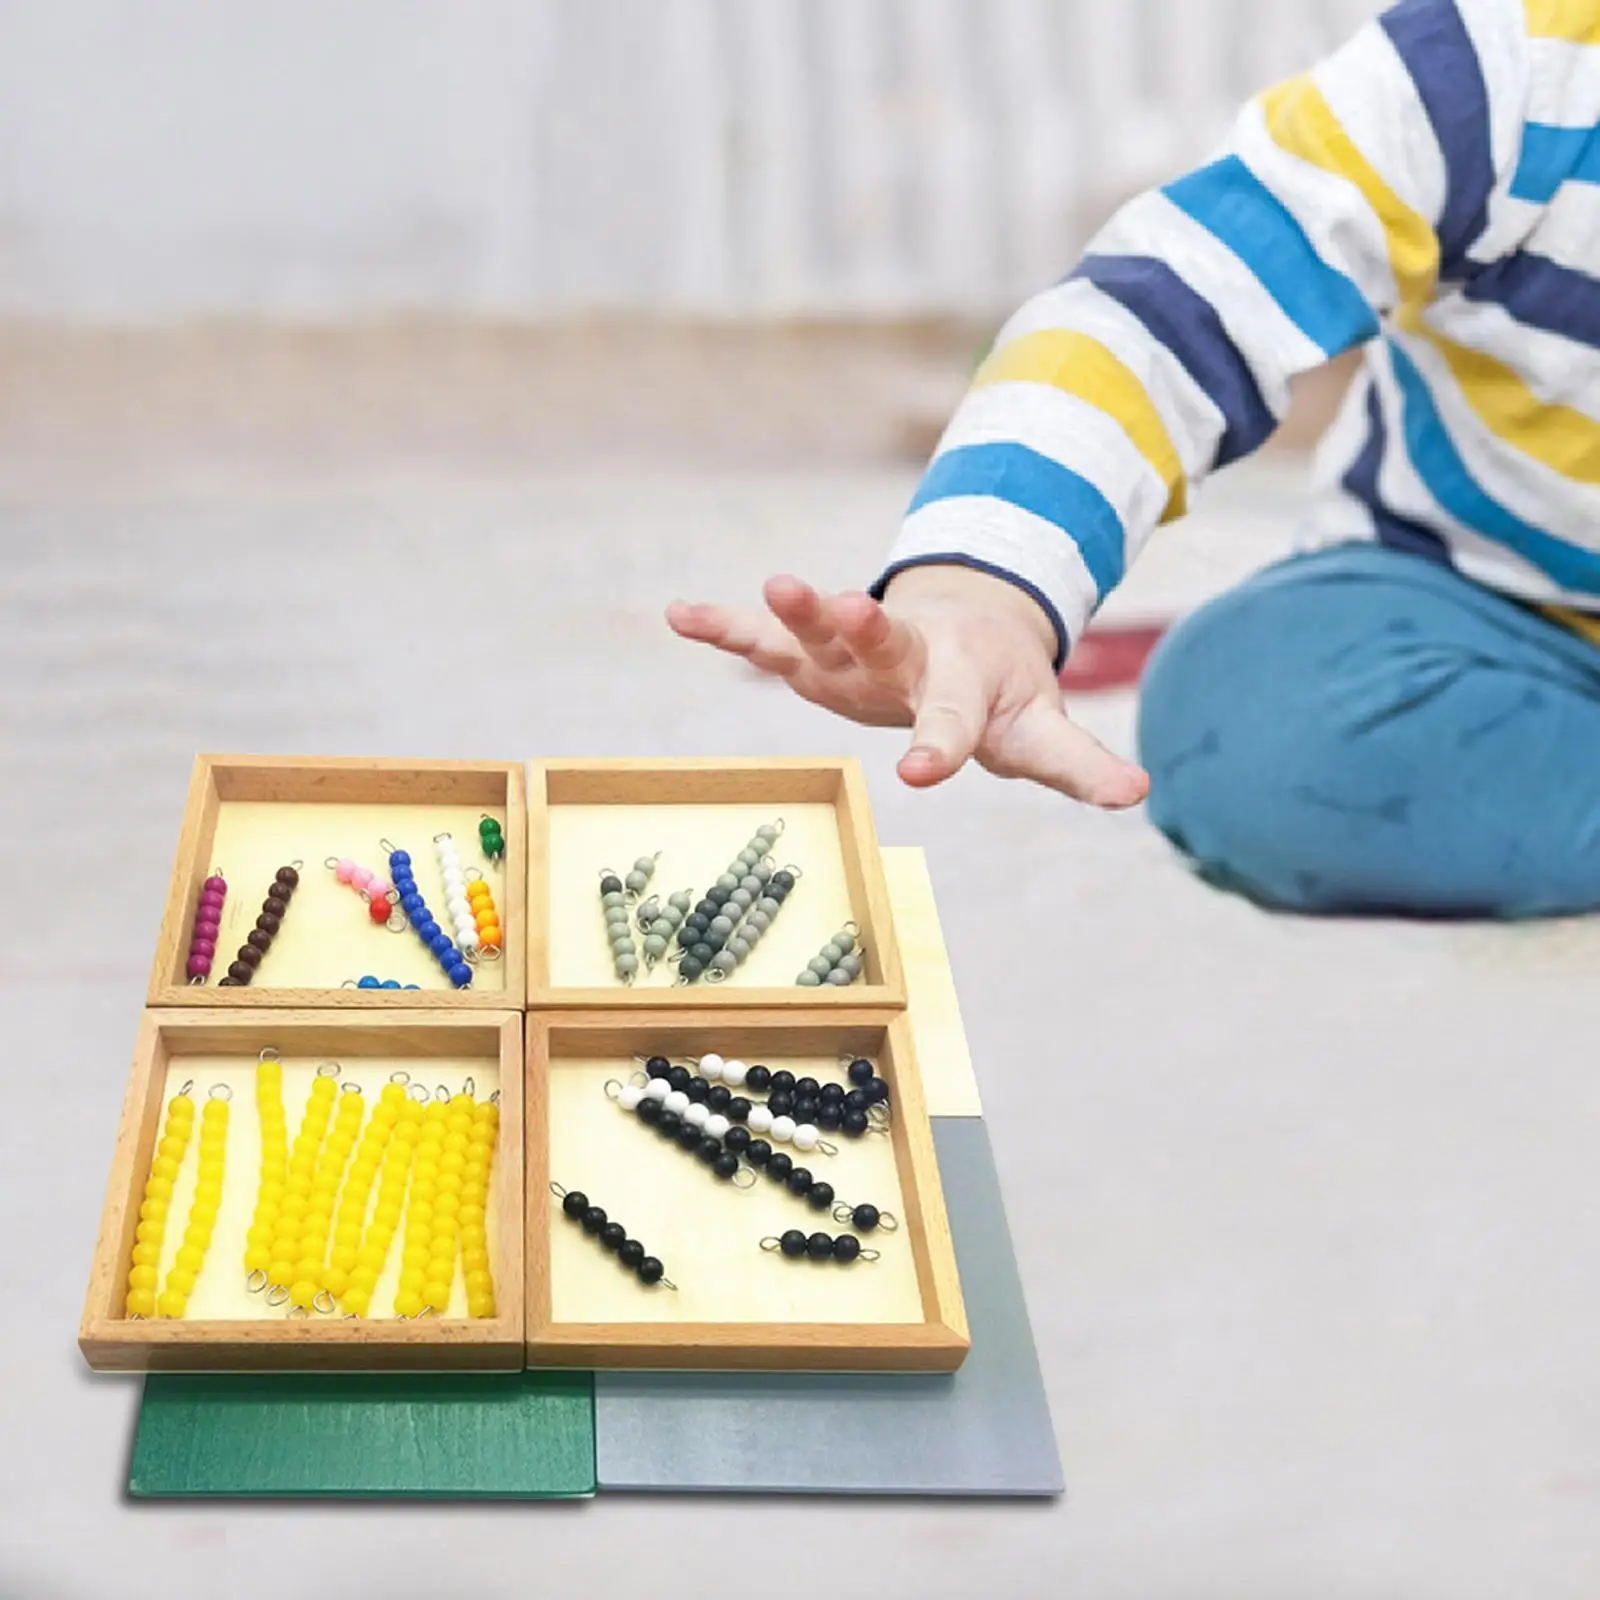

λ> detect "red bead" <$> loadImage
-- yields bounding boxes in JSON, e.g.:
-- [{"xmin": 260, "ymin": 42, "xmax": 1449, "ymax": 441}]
[
  {"xmin": 195, "ymin": 920, "xmax": 220, "ymax": 942},
  {"xmin": 191, "ymin": 938, "xmax": 215, "ymax": 958},
  {"xmin": 203, "ymin": 876, "xmax": 227, "ymax": 894},
  {"xmin": 186, "ymin": 954, "xmax": 211, "ymax": 978},
  {"xmin": 368, "ymin": 895, "xmax": 391, "ymax": 924}
]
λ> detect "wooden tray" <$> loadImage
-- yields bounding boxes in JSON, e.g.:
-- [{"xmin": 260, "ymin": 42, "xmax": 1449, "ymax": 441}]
[
  {"xmin": 79, "ymin": 1010, "xmax": 525, "ymax": 1372},
  {"xmin": 525, "ymin": 1010, "xmax": 967, "ymax": 1371},
  {"xmin": 146, "ymin": 754, "xmax": 526, "ymax": 1010},
  {"xmin": 526, "ymin": 757, "xmax": 905, "ymax": 1011}
]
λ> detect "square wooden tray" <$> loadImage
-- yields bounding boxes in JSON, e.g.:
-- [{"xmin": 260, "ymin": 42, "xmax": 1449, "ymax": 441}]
[
  {"xmin": 146, "ymin": 754, "xmax": 526, "ymax": 1010},
  {"xmin": 526, "ymin": 757, "xmax": 906, "ymax": 1011},
  {"xmin": 79, "ymin": 1009, "xmax": 525, "ymax": 1372},
  {"xmin": 525, "ymin": 1010, "xmax": 968, "ymax": 1371}
]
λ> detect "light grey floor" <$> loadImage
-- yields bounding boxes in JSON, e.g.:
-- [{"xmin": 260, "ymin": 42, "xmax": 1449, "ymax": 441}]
[{"xmin": 7, "ymin": 458, "xmax": 1600, "ymax": 1599}]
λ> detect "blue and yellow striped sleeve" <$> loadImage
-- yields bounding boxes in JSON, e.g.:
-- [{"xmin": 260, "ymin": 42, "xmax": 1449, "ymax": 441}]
[{"xmin": 873, "ymin": 0, "xmax": 1530, "ymax": 668}]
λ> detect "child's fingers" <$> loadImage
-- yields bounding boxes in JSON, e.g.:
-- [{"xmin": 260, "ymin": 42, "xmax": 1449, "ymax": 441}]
[
  {"xmin": 665, "ymin": 601, "xmax": 805, "ymax": 678},
  {"xmin": 993, "ymin": 697, "xmax": 1150, "ymax": 808},
  {"xmin": 897, "ymin": 664, "xmax": 988, "ymax": 788},
  {"xmin": 827, "ymin": 591, "xmax": 924, "ymax": 688},
  {"xmin": 763, "ymin": 576, "xmax": 856, "ymax": 671}
]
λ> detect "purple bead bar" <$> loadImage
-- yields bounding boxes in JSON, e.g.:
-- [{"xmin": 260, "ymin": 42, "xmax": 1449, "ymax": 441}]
[{"xmin": 186, "ymin": 873, "xmax": 227, "ymax": 982}]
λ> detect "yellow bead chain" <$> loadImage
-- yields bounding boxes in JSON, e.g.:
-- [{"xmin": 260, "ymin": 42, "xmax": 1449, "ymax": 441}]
[
  {"xmin": 461, "ymin": 1091, "xmax": 499, "ymax": 1318},
  {"xmin": 289, "ymin": 1080, "xmax": 366, "ymax": 1313},
  {"xmin": 417, "ymin": 1084, "xmax": 475, "ymax": 1316},
  {"xmin": 158, "ymin": 1085, "xmax": 230, "ymax": 1318},
  {"xmin": 243, "ymin": 1050, "xmax": 287, "ymax": 1284},
  {"xmin": 343, "ymin": 1085, "xmax": 422, "ymax": 1316},
  {"xmin": 124, "ymin": 1081, "xmax": 195, "ymax": 1318},
  {"xmin": 265, "ymin": 1064, "xmax": 338, "ymax": 1306},
  {"xmin": 393, "ymin": 1093, "xmax": 451, "ymax": 1317},
  {"xmin": 328, "ymin": 1078, "xmax": 405, "ymax": 1310}
]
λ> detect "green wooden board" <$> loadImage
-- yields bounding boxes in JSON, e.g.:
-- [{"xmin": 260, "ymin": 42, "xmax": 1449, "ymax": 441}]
[{"xmin": 128, "ymin": 1369, "xmax": 595, "ymax": 1499}]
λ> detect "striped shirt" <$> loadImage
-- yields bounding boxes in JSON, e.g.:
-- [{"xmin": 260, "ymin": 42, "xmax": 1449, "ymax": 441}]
[{"xmin": 875, "ymin": 0, "xmax": 1600, "ymax": 667}]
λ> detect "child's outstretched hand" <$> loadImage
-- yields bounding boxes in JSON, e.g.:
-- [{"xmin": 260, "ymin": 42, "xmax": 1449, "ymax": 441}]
[{"xmin": 665, "ymin": 565, "xmax": 1148, "ymax": 807}]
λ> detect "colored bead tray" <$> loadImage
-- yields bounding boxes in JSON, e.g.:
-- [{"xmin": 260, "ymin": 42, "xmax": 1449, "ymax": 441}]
[
  {"xmin": 78, "ymin": 1009, "xmax": 526, "ymax": 1372},
  {"xmin": 146, "ymin": 755, "xmax": 527, "ymax": 1010},
  {"xmin": 527, "ymin": 757, "xmax": 906, "ymax": 1011},
  {"xmin": 525, "ymin": 1011, "xmax": 967, "ymax": 1372},
  {"xmin": 86, "ymin": 753, "xmax": 966, "ymax": 1379}
]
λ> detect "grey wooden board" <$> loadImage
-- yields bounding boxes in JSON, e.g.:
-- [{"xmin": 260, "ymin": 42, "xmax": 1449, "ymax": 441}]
[{"xmin": 594, "ymin": 1116, "xmax": 1063, "ymax": 1496}]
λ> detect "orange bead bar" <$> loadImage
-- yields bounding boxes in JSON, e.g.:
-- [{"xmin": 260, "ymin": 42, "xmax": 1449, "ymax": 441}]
[{"xmin": 466, "ymin": 871, "xmax": 503, "ymax": 958}]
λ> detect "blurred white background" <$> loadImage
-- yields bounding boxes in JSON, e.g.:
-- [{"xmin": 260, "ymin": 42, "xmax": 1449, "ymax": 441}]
[{"xmin": 0, "ymin": 0, "xmax": 1381, "ymax": 323}]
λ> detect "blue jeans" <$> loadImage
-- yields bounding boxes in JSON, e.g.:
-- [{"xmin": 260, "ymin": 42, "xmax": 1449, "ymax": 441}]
[{"xmin": 1135, "ymin": 542, "xmax": 1600, "ymax": 917}]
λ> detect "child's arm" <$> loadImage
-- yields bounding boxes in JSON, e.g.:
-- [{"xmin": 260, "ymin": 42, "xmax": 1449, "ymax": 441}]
[{"xmin": 669, "ymin": 0, "xmax": 1531, "ymax": 801}]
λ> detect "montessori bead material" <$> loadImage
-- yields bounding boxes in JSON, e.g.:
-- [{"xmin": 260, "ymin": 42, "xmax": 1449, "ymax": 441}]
[
  {"xmin": 553, "ymin": 1185, "xmax": 672, "ymax": 1289},
  {"xmin": 695, "ymin": 1053, "xmax": 751, "ymax": 1090},
  {"xmin": 761, "ymin": 1230, "xmax": 877, "ymax": 1265},
  {"xmin": 125, "ymin": 1081, "xmax": 195, "ymax": 1317},
  {"xmin": 675, "ymin": 821, "xmax": 785, "ymax": 983},
  {"xmin": 263, "ymin": 1065, "xmax": 339, "ymax": 1304},
  {"xmin": 609, "ymin": 1078, "xmax": 754, "ymax": 1187},
  {"xmin": 351, "ymin": 976, "xmax": 422, "ymax": 989},
  {"xmin": 297, "ymin": 1080, "xmax": 367, "ymax": 1312},
  {"xmin": 433, "ymin": 834, "xmax": 482, "ymax": 958},
  {"xmin": 338, "ymin": 1085, "xmax": 420, "ymax": 1317},
  {"xmin": 158, "ymin": 1085, "xmax": 231, "ymax": 1317},
  {"xmin": 243, "ymin": 1052, "xmax": 288, "ymax": 1284},
  {"xmin": 742, "ymin": 1102, "xmax": 833, "ymax": 1158},
  {"xmin": 392, "ymin": 1091, "xmax": 451, "ymax": 1318},
  {"xmin": 464, "ymin": 871, "xmax": 503, "ymax": 959},
  {"xmin": 832, "ymin": 1200, "xmax": 900, "ymax": 1234},
  {"xmin": 388, "ymin": 846, "xmax": 472, "ymax": 988},
  {"xmin": 407, "ymin": 1083, "xmax": 476, "ymax": 1317},
  {"xmin": 457, "ymin": 1086, "xmax": 500, "ymax": 1319},
  {"xmin": 709, "ymin": 859, "xmax": 801, "ymax": 984},
  {"xmin": 748, "ymin": 1060, "xmax": 890, "ymax": 1138},
  {"xmin": 315, "ymin": 1076, "xmax": 400, "ymax": 1310},
  {"xmin": 272, "ymin": 1067, "xmax": 359, "ymax": 1311},
  {"xmin": 797, "ymin": 923, "xmax": 865, "ymax": 987},
  {"xmin": 478, "ymin": 814, "xmax": 505, "ymax": 863},
  {"xmin": 186, "ymin": 872, "xmax": 227, "ymax": 982},
  {"xmin": 325, "ymin": 855, "xmax": 400, "ymax": 929},
  {"xmin": 217, "ymin": 865, "xmax": 299, "ymax": 986},
  {"xmin": 635, "ymin": 888, "xmax": 692, "ymax": 969},
  {"xmin": 623, "ymin": 852, "xmax": 661, "ymax": 902},
  {"xmin": 600, "ymin": 870, "xmax": 640, "ymax": 985}
]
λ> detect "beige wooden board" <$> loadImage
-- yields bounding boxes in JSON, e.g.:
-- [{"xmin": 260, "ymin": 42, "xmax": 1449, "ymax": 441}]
[
  {"xmin": 138, "ymin": 1053, "xmax": 504, "ymax": 1323},
  {"xmin": 545, "ymin": 802, "xmax": 857, "ymax": 991},
  {"xmin": 204, "ymin": 801, "xmax": 512, "ymax": 994},
  {"xmin": 883, "ymin": 848, "xmax": 982, "ymax": 1118},
  {"xmin": 546, "ymin": 1055, "xmax": 920, "ymax": 1326}
]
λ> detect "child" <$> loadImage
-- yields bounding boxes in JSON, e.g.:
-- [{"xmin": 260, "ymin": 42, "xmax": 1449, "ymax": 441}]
[{"xmin": 668, "ymin": 0, "xmax": 1600, "ymax": 920}]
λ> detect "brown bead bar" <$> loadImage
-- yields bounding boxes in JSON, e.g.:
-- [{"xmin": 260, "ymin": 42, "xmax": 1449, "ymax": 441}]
[{"xmin": 217, "ymin": 864, "xmax": 299, "ymax": 986}]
